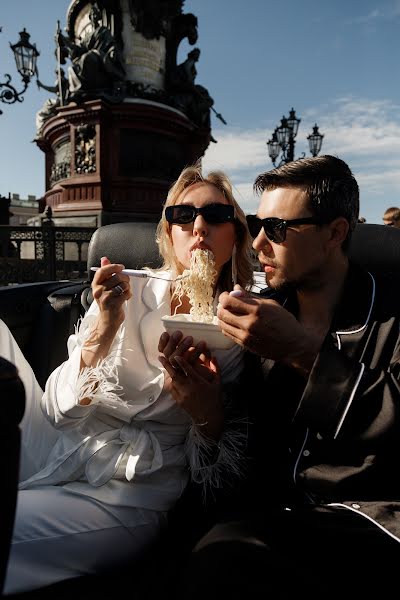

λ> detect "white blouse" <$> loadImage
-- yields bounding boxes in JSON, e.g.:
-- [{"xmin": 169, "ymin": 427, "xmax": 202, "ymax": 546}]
[{"xmin": 20, "ymin": 275, "xmax": 246, "ymax": 511}]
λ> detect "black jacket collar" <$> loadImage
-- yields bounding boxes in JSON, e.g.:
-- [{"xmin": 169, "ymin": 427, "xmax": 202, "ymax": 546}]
[{"xmin": 261, "ymin": 262, "xmax": 375, "ymax": 335}]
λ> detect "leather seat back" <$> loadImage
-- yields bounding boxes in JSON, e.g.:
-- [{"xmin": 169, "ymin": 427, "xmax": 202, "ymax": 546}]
[{"xmin": 348, "ymin": 223, "xmax": 400, "ymax": 275}]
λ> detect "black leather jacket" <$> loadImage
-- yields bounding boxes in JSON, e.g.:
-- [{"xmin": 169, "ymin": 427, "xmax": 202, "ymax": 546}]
[{"xmin": 250, "ymin": 262, "xmax": 400, "ymax": 541}]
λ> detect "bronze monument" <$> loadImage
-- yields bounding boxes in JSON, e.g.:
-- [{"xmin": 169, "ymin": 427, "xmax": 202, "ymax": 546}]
[{"xmin": 35, "ymin": 0, "xmax": 225, "ymax": 225}]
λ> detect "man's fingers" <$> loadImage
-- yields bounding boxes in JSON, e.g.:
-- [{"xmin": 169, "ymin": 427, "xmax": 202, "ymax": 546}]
[{"xmin": 218, "ymin": 295, "xmax": 258, "ymax": 317}]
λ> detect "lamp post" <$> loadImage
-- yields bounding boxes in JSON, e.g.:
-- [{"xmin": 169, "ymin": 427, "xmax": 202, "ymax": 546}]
[
  {"xmin": 267, "ymin": 108, "xmax": 324, "ymax": 166},
  {"xmin": 0, "ymin": 28, "xmax": 40, "ymax": 115}
]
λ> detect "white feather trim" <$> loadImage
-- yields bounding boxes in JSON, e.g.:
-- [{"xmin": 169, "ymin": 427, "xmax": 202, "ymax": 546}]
[
  {"xmin": 75, "ymin": 353, "xmax": 130, "ymax": 410},
  {"xmin": 185, "ymin": 413, "xmax": 249, "ymax": 499},
  {"xmin": 73, "ymin": 313, "xmax": 131, "ymax": 410}
]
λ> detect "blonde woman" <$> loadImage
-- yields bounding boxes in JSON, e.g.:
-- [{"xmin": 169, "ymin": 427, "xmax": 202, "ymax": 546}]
[{"xmin": 4, "ymin": 165, "xmax": 254, "ymax": 595}]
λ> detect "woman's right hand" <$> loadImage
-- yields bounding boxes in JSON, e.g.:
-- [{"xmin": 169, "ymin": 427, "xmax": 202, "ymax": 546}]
[
  {"xmin": 91, "ymin": 256, "xmax": 132, "ymax": 331},
  {"xmin": 79, "ymin": 257, "xmax": 132, "ymax": 396}
]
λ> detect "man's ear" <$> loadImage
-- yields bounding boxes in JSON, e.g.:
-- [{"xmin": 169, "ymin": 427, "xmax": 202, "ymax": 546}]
[{"xmin": 327, "ymin": 217, "xmax": 349, "ymax": 248}]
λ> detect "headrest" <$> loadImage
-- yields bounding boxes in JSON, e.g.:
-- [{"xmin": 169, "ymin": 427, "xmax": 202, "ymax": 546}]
[
  {"xmin": 87, "ymin": 222, "xmax": 162, "ymax": 276},
  {"xmin": 348, "ymin": 223, "xmax": 400, "ymax": 275}
]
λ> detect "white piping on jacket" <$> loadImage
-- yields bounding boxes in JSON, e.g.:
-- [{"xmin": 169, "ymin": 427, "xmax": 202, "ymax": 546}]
[
  {"xmin": 293, "ymin": 271, "xmax": 376, "ymax": 472},
  {"xmin": 335, "ymin": 271, "xmax": 375, "ymax": 341},
  {"xmin": 328, "ymin": 502, "xmax": 400, "ymax": 544},
  {"xmin": 333, "ymin": 271, "xmax": 375, "ymax": 438},
  {"xmin": 293, "ymin": 428, "xmax": 309, "ymax": 484},
  {"xmin": 333, "ymin": 362, "xmax": 365, "ymax": 439}
]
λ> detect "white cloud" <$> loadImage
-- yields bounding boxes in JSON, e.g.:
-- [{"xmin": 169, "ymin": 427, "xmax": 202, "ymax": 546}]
[
  {"xmin": 202, "ymin": 129, "xmax": 268, "ymax": 171},
  {"xmin": 203, "ymin": 96, "xmax": 400, "ymax": 222},
  {"xmin": 344, "ymin": 3, "xmax": 400, "ymax": 25}
]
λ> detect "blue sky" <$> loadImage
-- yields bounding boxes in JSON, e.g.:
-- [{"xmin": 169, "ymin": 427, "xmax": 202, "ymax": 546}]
[{"xmin": 1, "ymin": 0, "xmax": 400, "ymax": 224}]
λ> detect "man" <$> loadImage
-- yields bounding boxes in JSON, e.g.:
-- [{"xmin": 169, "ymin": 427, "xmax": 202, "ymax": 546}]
[
  {"xmin": 182, "ymin": 155, "xmax": 400, "ymax": 599},
  {"xmin": 383, "ymin": 205, "xmax": 400, "ymax": 227}
]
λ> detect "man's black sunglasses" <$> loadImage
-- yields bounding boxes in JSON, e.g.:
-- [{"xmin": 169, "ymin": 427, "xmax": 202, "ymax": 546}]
[
  {"xmin": 247, "ymin": 215, "xmax": 323, "ymax": 243},
  {"xmin": 165, "ymin": 204, "xmax": 235, "ymax": 225}
]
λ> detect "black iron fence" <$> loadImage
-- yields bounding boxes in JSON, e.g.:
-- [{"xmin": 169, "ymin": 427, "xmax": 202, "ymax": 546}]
[{"xmin": 0, "ymin": 225, "xmax": 96, "ymax": 285}]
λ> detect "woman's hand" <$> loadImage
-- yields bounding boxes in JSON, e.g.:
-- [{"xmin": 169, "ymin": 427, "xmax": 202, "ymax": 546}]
[
  {"xmin": 158, "ymin": 333, "xmax": 224, "ymax": 441},
  {"xmin": 79, "ymin": 256, "xmax": 132, "ymax": 396},
  {"xmin": 92, "ymin": 256, "xmax": 132, "ymax": 332},
  {"xmin": 158, "ymin": 330, "xmax": 210, "ymax": 368}
]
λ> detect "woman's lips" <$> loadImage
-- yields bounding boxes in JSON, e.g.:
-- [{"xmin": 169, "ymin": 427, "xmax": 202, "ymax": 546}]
[{"xmin": 190, "ymin": 243, "xmax": 212, "ymax": 252}]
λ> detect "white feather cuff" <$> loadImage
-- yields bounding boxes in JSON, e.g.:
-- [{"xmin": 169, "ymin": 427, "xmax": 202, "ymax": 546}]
[
  {"xmin": 74, "ymin": 316, "xmax": 130, "ymax": 411},
  {"xmin": 75, "ymin": 354, "xmax": 130, "ymax": 410},
  {"xmin": 185, "ymin": 414, "xmax": 249, "ymax": 497}
]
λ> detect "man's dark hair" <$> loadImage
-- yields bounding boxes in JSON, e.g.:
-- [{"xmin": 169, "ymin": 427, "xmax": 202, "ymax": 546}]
[{"xmin": 253, "ymin": 155, "xmax": 360, "ymax": 252}]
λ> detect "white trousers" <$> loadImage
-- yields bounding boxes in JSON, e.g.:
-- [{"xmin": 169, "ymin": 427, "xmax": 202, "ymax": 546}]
[{"xmin": 4, "ymin": 485, "xmax": 167, "ymax": 595}]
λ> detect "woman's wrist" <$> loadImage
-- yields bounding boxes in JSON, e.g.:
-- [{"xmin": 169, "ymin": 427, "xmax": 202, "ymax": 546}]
[
  {"xmin": 193, "ymin": 411, "xmax": 224, "ymax": 443},
  {"xmin": 80, "ymin": 318, "xmax": 120, "ymax": 370}
]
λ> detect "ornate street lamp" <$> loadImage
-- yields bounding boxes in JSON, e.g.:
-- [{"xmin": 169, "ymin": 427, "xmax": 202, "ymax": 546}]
[
  {"xmin": 0, "ymin": 28, "xmax": 40, "ymax": 115},
  {"xmin": 307, "ymin": 124, "xmax": 324, "ymax": 157},
  {"xmin": 267, "ymin": 107, "xmax": 324, "ymax": 166}
]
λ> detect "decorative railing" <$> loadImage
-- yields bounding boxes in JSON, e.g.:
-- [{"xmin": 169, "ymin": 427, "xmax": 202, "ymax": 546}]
[{"xmin": 0, "ymin": 225, "xmax": 95, "ymax": 285}]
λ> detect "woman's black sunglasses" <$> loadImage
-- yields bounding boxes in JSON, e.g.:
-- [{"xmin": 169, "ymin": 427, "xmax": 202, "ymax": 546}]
[
  {"xmin": 246, "ymin": 215, "xmax": 322, "ymax": 243},
  {"xmin": 165, "ymin": 204, "xmax": 235, "ymax": 225}
]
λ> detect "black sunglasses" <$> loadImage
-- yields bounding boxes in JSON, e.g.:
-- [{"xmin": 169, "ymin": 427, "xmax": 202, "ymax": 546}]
[
  {"xmin": 247, "ymin": 215, "xmax": 322, "ymax": 243},
  {"xmin": 165, "ymin": 203, "xmax": 235, "ymax": 225}
]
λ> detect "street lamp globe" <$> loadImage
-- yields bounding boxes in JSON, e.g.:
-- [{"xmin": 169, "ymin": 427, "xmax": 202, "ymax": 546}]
[
  {"xmin": 307, "ymin": 124, "xmax": 324, "ymax": 157},
  {"xmin": 286, "ymin": 108, "xmax": 301, "ymax": 137},
  {"xmin": 10, "ymin": 28, "xmax": 40, "ymax": 84},
  {"xmin": 267, "ymin": 130, "xmax": 281, "ymax": 163},
  {"xmin": 276, "ymin": 116, "xmax": 291, "ymax": 148},
  {"xmin": 0, "ymin": 28, "xmax": 40, "ymax": 114}
]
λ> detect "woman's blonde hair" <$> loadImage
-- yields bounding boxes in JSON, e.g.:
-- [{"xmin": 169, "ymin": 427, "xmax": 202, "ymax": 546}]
[{"xmin": 156, "ymin": 164, "xmax": 254, "ymax": 292}]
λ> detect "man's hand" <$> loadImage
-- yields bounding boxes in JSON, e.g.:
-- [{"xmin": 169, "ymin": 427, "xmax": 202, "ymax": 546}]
[{"xmin": 217, "ymin": 289, "xmax": 321, "ymax": 376}]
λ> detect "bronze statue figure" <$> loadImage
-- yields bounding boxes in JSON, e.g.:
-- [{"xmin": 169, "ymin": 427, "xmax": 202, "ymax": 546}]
[
  {"xmin": 165, "ymin": 12, "xmax": 198, "ymax": 86},
  {"xmin": 56, "ymin": 3, "xmax": 125, "ymax": 101},
  {"xmin": 35, "ymin": 68, "xmax": 69, "ymax": 137},
  {"xmin": 128, "ymin": 0, "xmax": 184, "ymax": 39},
  {"xmin": 168, "ymin": 47, "xmax": 225, "ymax": 136}
]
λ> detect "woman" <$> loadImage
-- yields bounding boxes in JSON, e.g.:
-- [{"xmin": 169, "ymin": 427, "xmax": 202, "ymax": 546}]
[{"xmin": 4, "ymin": 165, "xmax": 254, "ymax": 595}]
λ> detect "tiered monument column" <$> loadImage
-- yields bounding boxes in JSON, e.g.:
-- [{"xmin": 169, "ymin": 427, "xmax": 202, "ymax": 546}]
[{"xmin": 35, "ymin": 0, "xmax": 222, "ymax": 225}]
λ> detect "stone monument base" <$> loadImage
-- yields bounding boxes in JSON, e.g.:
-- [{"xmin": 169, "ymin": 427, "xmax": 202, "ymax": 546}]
[{"xmin": 36, "ymin": 98, "xmax": 212, "ymax": 224}]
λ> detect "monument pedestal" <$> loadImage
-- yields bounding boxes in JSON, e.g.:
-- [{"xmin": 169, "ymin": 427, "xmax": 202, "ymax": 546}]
[{"xmin": 36, "ymin": 98, "xmax": 211, "ymax": 225}]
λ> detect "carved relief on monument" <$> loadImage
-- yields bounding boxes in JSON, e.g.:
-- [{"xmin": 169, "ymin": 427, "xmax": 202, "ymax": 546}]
[
  {"xmin": 75, "ymin": 124, "xmax": 96, "ymax": 174},
  {"xmin": 50, "ymin": 138, "xmax": 72, "ymax": 187}
]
